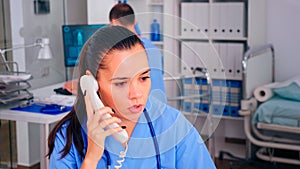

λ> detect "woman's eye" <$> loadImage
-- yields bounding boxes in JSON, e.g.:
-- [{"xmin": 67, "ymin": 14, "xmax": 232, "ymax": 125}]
[
  {"xmin": 141, "ymin": 76, "xmax": 150, "ymax": 81},
  {"xmin": 114, "ymin": 82, "xmax": 127, "ymax": 87}
]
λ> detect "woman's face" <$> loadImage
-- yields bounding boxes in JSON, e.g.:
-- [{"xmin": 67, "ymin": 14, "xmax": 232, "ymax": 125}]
[{"xmin": 97, "ymin": 44, "xmax": 151, "ymax": 122}]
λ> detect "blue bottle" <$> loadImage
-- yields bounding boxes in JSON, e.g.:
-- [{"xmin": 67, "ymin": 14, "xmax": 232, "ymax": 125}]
[
  {"xmin": 118, "ymin": 0, "xmax": 126, "ymax": 4},
  {"xmin": 150, "ymin": 19, "xmax": 160, "ymax": 41}
]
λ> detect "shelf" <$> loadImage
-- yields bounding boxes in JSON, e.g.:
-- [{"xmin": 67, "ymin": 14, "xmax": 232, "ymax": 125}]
[
  {"xmin": 164, "ymin": 74, "xmax": 207, "ymax": 81},
  {"xmin": 148, "ymin": 2, "xmax": 163, "ymax": 6},
  {"xmin": 151, "ymin": 41, "xmax": 164, "ymax": 46},
  {"xmin": 167, "ymin": 93, "xmax": 209, "ymax": 101},
  {"xmin": 212, "ymin": 36, "xmax": 248, "ymax": 41},
  {"xmin": 178, "ymin": 36, "xmax": 248, "ymax": 41},
  {"xmin": 0, "ymin": 73, "xmax": 32, "ymax": 84},
  {"xmin": 162, "ymin": 0, "xmax": 265, "ymax": 161},
  {"xmin": 0, "ymin": 83, "xmax": 31, "ymax": 94},
  {"xmin": 210, "ymin": 75, "xmax": 243, "ymax": 81},
  {"xmin": 0, "ymin": 91, "xmax": 33, "ymax": 104},
  {"xmin": 178, "ymin": 36, "xmax": 209, "ymax": 41}
]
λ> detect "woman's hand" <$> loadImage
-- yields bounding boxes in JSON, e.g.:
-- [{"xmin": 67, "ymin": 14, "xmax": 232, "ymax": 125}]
[
  {"xmin": 81, "ymin": 91, "xmax": 123, "ymax": 168},
  {"xmin": 63, "ymin": 79, "xmax": 78, "ymax": 95}
]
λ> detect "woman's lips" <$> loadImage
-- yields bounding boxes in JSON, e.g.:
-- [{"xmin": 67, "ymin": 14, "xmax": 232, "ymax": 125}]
[{"xmin": 128, "ymin": 104, "xmax": 143, "ymax": 113}]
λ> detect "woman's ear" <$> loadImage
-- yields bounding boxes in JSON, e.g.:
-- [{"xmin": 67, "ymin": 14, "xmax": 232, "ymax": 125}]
[
  {"xmin": 96, "ymin": 77, "xmax": 102, "ymax": 98},
  {"xmin": 97, "ymin": 89, "xmax": 102, "ymax": 102}
]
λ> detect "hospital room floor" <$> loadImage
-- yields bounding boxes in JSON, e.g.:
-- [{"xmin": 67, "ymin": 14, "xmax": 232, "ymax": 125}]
[
  {"xmin": 215, "ymin": 156, "xmax": 300, "ymax": 169},
  {"xmin": 0, "ymin": 120, "xmax": 299, "ymax": 169},
  {"xmin": 216, "ymin": 159, "xmax": 300, "ymax": 169}
]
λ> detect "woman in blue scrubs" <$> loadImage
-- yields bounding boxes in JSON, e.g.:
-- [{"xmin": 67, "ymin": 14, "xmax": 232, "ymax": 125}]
[{"xmin": 47, "ymin": 26, "xmax": 216, "ymax": 169}]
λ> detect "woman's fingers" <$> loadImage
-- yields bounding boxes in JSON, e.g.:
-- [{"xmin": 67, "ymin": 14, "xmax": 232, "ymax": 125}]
[
  {"xmin": 86, "ymin": 106, "xmax": 119, "ymax": 135},
  {"xmin": 84, "ymin": 91, "xmax": 94, "ymax": 121},
  {"xmin": 88, "ymin": 116, "xmax": 122, "ymax": 142},
  {"xmin": 94, "ymin": 107, "xmax": 114, "ymax": 119},
  {"xmin": 98, "ymin": 116, "xmax": 121, "ymax": 129},
  {"xmin": 83, "ymin": 88, "xmax": 121, "ymax": 147},
  {"xmin": 93, "ymin": 117, "xmax": 123, "ymax": 137},
  {"xmin": 87, "ymin": 107, "xmax": 114, "ymax": 127},
  {"xmin": 84, "ymin": 91, "xmax": 114, "ymax": 122}
]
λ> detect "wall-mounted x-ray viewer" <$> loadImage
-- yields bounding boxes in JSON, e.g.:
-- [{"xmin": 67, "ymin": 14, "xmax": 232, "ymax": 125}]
[
  {"xmin": 62, "ymin": 24, "xmax": 107, "ymax": 67},
  {"xmin": 34, "ymin": 0, "xmax": 50, "ymax": 15},
  {"xmin": 62, "ymin": 24, "xmax": 107, "ymax": 80}
]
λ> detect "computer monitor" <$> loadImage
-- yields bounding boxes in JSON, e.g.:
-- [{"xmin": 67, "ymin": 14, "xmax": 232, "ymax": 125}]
[{"xmin": 62, "ymin": 24, "xmax": 107, "ymax": 67}]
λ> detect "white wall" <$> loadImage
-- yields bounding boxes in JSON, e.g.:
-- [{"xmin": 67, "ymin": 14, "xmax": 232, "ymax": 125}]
[
  {"xmin": 65, "ymin": 0, "xmax": 87, "ymax": 25},
  {"xmin": 87, "ymin": 0, "xmax": 116, "ymax": 24},
  {"xmin": 9, "ymin": 1, "xmax": 26, "ymax": 72},
  {"xmin": 267, "ymin": 0, "xmax": 300, "ymax": 81}
]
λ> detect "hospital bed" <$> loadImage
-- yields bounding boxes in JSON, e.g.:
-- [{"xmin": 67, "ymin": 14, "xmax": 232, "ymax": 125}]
[{"xmin": 239, "ymin": 44, "xmax": 300, "ymax": 165}]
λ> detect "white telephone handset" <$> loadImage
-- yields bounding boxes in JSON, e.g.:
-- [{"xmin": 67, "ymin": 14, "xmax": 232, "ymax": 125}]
[{"xmin": 80, "ymin": 75, "xmax": 129, "ymax": 144}]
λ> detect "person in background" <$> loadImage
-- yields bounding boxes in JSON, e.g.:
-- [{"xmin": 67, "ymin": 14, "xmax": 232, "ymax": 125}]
[
  {"xmin": 47, "ymin": 26, "xmax": 216, "ymax": 169},
  {"xmin": 109, "ymin": 3, "xmax": 166, "ymax": 100}
]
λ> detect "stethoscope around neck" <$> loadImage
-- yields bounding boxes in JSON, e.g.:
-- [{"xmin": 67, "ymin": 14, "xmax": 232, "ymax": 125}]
[{"xmin": 103, "ymin": 109, "xmax": 161, "ymax": 169}]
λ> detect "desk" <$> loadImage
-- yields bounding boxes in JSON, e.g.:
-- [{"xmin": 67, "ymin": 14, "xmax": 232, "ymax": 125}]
[{"xmin": 0, "ymin": 83, "xmax": 74, "ymax": 169}]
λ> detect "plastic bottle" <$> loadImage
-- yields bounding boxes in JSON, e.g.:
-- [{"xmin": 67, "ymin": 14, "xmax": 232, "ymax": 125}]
[
  {"xmin": 118, "ymin": 0, "xmax": 126, "ymax": 4},
  {"xmin": 150, "ymin": 19, "xmax": 160, "ymax": 41}
]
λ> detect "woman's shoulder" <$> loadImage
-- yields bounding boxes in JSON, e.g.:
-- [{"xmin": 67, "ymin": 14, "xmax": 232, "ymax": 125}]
[
  {"xmin": 53, "ymin": 120, "xmax": 71, "ymax": 141},
  {"xmin": 60, "ymin": 120, "xmax": 71, "ymax": 130}
]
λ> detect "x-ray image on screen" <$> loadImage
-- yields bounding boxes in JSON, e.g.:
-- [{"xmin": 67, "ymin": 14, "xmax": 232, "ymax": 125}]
[{"xmin": 62, "ymin": 24, "xmax": 107, "ymax": 67}]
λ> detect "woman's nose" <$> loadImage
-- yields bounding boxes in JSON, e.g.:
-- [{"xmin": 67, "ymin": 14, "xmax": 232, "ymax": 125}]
[{"xmin": 128, "ymin": 81, "xmax": 143, "ymax": 99}]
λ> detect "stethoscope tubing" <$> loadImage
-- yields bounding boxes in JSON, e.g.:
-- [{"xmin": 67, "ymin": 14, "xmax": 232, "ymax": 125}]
[{"xmin": 144, "ymin": 109, "xmax": 161, "ymax": 169}]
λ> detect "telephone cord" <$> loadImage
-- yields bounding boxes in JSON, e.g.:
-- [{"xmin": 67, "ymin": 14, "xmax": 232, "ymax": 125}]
[{"xmin": 114, "ymin": 144, "xmax": 128, "ymax": 169}]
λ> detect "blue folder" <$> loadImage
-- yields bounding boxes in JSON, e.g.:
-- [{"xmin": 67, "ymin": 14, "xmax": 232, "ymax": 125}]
[{"xmin": 11, "ymin": 103, "xmax": 72, "ymax": 115}]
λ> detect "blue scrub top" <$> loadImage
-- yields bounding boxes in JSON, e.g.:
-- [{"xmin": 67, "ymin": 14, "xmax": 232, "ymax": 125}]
[
  {"xmin": 141, "ymin": 38, "xmax": 166, "ymax": 102},
  {"xmin": 49, "ymin": 96, "xmax": 216, "ymax": 169}
]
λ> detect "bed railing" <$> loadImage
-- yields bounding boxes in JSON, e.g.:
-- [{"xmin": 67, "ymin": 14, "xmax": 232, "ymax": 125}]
[{"xmin": 242, "ymin": 44, "xmax": 275, "ymax": 99}]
